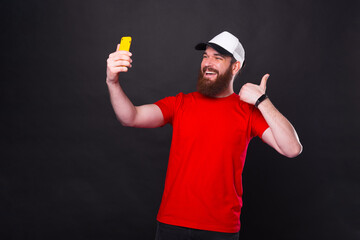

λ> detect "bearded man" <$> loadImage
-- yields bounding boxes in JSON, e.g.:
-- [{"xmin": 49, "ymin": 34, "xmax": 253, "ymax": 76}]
[{"xmin": 106, "ymin": 31, "xmax": 302, "ymax": 240}]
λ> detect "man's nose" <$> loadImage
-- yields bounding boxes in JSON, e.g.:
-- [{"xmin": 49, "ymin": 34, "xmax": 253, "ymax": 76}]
[{"xmin": 203, "ymin": 58, "xmax": 214, "ymax": 67}]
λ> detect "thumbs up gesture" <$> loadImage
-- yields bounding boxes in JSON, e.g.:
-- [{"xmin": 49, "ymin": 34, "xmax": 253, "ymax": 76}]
[{"xmin": 239, "ymin": 74, "xmax": 269, "ymax": 105}]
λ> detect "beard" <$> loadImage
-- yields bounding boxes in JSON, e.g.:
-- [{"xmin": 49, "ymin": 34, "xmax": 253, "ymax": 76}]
[{"xmin": 196, "ymin": 65, "xmax": 233, "ymax": 98}]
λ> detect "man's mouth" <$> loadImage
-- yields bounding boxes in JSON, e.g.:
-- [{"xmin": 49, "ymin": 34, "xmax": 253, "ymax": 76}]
[
  {"xmin": 205, "ymin": 71, "xmax": 217, "ymax": 76},
  {"xmin": 203, "ymin": 68, "xmax": 218, "ymax": 78}
]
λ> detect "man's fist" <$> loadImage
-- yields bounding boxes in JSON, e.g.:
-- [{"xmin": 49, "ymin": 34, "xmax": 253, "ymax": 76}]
[
  {"xmin": 106, "ymin": 45, "xmax": 133, "ymax": 83},
  {"xmin": 239, "ymin": 74, "xmax": 269, "ymax": 105}
]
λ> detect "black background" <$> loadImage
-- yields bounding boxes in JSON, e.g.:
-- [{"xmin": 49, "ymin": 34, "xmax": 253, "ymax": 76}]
[{"xmin": 1, "ymin": 0, "xmax": 359, "ymax": 239}]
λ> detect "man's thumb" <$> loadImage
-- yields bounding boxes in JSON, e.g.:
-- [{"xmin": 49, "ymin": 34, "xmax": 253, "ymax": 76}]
[{"xmin": 260, "ymin": 74, "xmax": 269, "ymax": 89}]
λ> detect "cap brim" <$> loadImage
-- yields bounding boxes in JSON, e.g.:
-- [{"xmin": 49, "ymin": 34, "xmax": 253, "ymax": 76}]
[
  {"xmin": 195, "ymin": 42, "xmax": 233, "ymax": 57},
  {"xmin": 195, "ymin": 43, "xmax": 207, "ymax": 50}
]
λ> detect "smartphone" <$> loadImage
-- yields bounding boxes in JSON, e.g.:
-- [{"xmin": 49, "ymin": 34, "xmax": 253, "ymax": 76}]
[{"xmin": 118, "ymin": 36, "xmax": 132, "ymax": 51}]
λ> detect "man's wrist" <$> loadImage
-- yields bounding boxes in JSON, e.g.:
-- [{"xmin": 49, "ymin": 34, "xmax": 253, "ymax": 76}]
[
  {"xmin": 106, "ymin": 77, "xmax": 119, "ymax": 85},
  {"xmin": 255, "ymin": 94, "xmax": 268, "ymax": 108}
]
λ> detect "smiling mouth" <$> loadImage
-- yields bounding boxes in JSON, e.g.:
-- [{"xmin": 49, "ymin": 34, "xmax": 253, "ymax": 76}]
[
  {"xmin": 205, "ymin": 71, "xmax": 217, "ymax": 76},
  {"xmin": 203, "ymin": 68, "xmax": 218, "ymax": 77}
]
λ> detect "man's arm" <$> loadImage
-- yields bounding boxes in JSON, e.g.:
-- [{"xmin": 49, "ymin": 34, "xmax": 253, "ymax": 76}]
[
  {"xmin": 106, "ymin": 46, "xmax": 164, "ymax": 128},
  {"xmin": 258, "ymin": 99, "xmax": 302, "ymax": 158},
  {"xmin": 239, "ymin": 74, "xmax": 303, "ymax": 158}
]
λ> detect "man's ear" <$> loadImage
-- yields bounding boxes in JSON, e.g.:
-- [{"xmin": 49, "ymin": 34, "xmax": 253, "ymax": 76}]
[{"xmin": 232, "ymin": 61, "xmax": 241, "ymax": 75}]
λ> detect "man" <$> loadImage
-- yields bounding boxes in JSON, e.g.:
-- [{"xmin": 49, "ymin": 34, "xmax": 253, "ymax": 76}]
[{"xmin": 106, "ymin": 31, "xmax": 302, "ymax": 240}]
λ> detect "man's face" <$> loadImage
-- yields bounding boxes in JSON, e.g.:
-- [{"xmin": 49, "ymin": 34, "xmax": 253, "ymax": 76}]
[{"xmin": 197, "ymin": 47, "xmax": 234, "ymax": 97}]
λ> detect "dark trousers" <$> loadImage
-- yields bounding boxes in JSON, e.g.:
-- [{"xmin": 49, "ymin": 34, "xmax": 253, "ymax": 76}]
[{"xmin": 155, "ymin": 222, "xmax": 239, "ymax": 240}]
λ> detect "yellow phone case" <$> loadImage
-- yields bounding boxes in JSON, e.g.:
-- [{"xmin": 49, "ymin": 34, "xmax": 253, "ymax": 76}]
[{"xmin": 118, "ymin": 36, "xmax": 132, "ymax": 51}]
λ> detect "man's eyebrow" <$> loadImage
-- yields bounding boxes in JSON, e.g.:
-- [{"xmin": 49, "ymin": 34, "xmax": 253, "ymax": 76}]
[
  {"xmin": 214, "ymin": 53, "xmax": 225, "ymax": 58},
  {"xmin": 203, "ymin": 52, "xmax": 225, "ymax": 58}
]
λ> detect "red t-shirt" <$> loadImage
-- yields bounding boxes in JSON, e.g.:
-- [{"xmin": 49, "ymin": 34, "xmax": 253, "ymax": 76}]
[{"xmin": 154, "ymin": 92, "xmax": 269, "ymax": 233}]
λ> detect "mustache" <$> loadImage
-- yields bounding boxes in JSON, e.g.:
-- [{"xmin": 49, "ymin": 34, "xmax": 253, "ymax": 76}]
[{"xmin": 202, "ymin": 66, "xmax": 219, "ymax": 74}]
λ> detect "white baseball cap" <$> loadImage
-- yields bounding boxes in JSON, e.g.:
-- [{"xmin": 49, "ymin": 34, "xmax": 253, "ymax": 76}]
[{"xmin": 195, "ymin": 31, "xmax": 245, "ymax": 67}]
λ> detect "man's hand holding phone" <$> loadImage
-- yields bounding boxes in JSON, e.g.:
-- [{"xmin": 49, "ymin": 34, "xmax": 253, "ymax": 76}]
[{"xmin": 106, "ymin": 36, "xmax": 132, "ymax": 84}]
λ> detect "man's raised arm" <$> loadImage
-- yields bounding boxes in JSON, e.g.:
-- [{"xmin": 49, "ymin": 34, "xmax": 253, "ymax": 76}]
[
  {"xmin": 106, "ymin": 46, "xmax": 164, "ymax": 128},
  {"xmin": 239, "ymin": 74, "xmax": 303, "ymax": 158}
]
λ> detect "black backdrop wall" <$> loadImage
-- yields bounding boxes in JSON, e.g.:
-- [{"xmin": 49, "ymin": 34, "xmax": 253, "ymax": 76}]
[{"xmin": 1, "ymin": 0, "xmax": 359, "ymax": 239}]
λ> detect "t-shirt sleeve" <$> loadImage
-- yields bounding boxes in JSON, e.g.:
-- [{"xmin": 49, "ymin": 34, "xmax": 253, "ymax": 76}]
[
  {"xmin": 154, "ymin": 93, "xmax": 183, "ymax": 125},
  {"xmin": 250, "ymin": 107, "xmax": 269, "ymax": 139}
]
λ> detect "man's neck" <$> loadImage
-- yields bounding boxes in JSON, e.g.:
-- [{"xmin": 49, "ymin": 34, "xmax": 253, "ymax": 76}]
[
  {"xmin": 215, "ymin": 84, "xmax": 235, "ymax": 98},
  {"xmin": 215, "ymin": 90, "xmax": 234, "ymax": 98}
]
